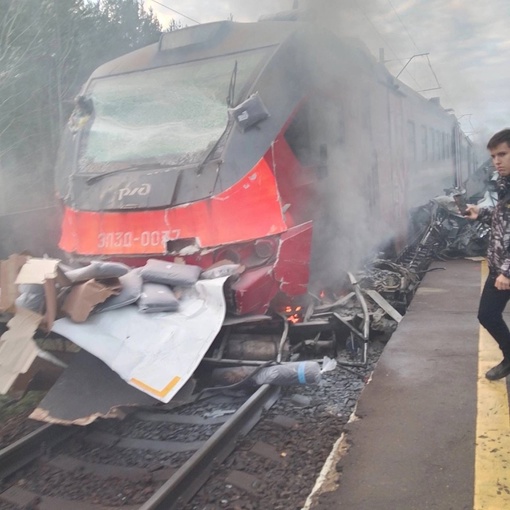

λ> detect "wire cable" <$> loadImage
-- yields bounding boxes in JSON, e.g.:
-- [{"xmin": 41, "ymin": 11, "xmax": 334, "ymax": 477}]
[
  {"xmin": 150, "ymin": 0, "xmax": 200, "ymax": 24},
  {"xmin": 386, "ymin": 0, "xmax": 457, "ymax": 107},
  {"xmin": 353, "ymin": 1, "xmax": 424, "ymax": 91},
  {"xmin": 386, "ymin": 0, "xmax": 420, "ymax": 52}
]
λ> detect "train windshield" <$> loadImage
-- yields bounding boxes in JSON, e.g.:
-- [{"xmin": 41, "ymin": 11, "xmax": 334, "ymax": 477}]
[{"xmin": 78, "ymin": 47, "xmax": 271, "ymax": 172}]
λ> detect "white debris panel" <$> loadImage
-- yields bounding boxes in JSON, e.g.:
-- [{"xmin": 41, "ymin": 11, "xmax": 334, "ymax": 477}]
[{"xmin": 51, "ymin": 277, "xmax": 228, "ymax": 403}]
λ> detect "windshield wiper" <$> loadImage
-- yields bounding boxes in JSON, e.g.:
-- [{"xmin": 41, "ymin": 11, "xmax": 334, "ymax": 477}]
[
  {"xmin": 86, "ymin": 162, "xmax": 168, "ymax": 184},
  {"xmin": 226, "ymin": 60, "xmax": 238, "ymax": 108}
]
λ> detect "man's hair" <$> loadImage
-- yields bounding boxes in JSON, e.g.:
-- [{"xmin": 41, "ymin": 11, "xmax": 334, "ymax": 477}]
[{"xmin": 487, "ymin": 129, "xmax": 510, "ymax": 149}]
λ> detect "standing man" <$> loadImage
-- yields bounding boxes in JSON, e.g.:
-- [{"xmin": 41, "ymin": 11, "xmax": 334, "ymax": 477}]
[{"xmin": 464, "ymin": 129, "xmax": 510, "ymax": 380}]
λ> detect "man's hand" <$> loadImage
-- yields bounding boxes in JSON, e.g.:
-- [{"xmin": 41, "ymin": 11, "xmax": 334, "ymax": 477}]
[
  {"xmin": 463, "ymin": 204, "xmax": 479, "ymax": 220},
  {"xmin": 495, "ymin": 274, "xmax": 510, "ymax": 290}
]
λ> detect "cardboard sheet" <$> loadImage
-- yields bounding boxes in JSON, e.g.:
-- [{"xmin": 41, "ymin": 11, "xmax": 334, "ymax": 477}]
[
  {"xmin": 15, "ymin": 257, "xmax": 62, "ymax": 285},
  {"xmin": 0, "ymin": 257, "xmax": 69, "ymax": 396},
  {"xmin": 51, "ymin": 278, "xmax": 227, "ymax": 403},
  {"xmin": 0, "ymin": 254, "xmax": 29, "ymax": 313},
  {"xmin": 0, "ymin": 307, "xmax": 67, "ymax": 396},
  {"xmin": 30, "ymin": 350, "xmax": 197, "ymax": 426},
  {"xmin": 30, "ymin": 350, "xmax": 158, "ymax": 425},
  {"xmin": 61, "ymin": 278, "xmax": 122, "ymax": 322}
]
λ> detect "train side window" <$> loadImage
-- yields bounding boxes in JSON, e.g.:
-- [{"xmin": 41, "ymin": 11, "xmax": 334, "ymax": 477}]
[
  {"xmin": 441, "ymin": 132, "xmax": 446, "ymax": 160},
  {"xmin": 421, "ymin": 125, "xmax": 428, "ymax": 162},
  {"xmin": 429, "ymin": 128, "xmax": 435, "ymax": 160},
  {"xmin": 284, "ymin": 105, "xmax": 312, "ymax": 166},
  {"xmin": 407, "ymin": 121, "xmax": 416, "ymax": 162}
]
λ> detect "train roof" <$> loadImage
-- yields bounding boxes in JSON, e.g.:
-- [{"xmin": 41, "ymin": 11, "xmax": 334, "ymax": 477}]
[
  {"xmin": 88, "ymin": 19, "xmax": 454, "ymax": 120},
  {"xmin": 89, "ymin": 20, "xmax": 303, "ymax": 79}
]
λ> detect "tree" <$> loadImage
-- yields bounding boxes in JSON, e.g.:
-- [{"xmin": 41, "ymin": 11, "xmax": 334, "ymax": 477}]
[{"xmin": 0, "ymin": 0, "xmax": 162, "ymax": 213}]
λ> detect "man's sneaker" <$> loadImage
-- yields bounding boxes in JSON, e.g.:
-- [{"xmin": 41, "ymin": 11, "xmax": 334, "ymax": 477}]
[{"xmin": 485, "ymin": 359, "xmax": 510, "ymax": 381}]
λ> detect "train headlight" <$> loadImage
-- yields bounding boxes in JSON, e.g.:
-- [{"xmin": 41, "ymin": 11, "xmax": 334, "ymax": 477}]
[{"xmin": 254, "ymin": 239, "xmax": 276, "ymax": 260}]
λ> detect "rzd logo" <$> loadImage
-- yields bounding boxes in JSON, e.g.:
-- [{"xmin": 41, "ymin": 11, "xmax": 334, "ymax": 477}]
[{"xmin": 118, "ymin": 184, "xmax": 151, "ymax": 201}]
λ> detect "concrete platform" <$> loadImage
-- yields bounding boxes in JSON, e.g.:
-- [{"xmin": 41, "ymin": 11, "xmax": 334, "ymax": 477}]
[{"xmin": 307, "ymin": 259, "xmax": 510, "ymax": 510}]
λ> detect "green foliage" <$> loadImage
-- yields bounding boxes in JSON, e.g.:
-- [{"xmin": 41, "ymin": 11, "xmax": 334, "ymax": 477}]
[{"xmin": 0, "ymin": 0, "xmax": 162, "ymax": 213}]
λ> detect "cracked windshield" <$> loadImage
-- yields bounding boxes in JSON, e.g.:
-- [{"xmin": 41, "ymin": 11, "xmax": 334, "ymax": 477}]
[{"xmin": 80, "ymin": 47, "xmax": 270, "ymax": 169}]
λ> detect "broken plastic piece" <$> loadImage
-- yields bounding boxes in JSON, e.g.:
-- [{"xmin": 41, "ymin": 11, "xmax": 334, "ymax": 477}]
[
  {"xmin": 229, "ymin": 92, "xmax": 270, "ymax": 132},
  {"xmin": 252, "ymin": 361, "xmax": 321, "ymax": 386}
]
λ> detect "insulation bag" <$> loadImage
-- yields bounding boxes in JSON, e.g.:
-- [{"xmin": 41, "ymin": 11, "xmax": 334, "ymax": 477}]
[
  {"xmin": 138, "ymin": 283, "xmax": 179, "ymax": 313},
  {"xmin": 94, "ymin": 268, "xmax": 143, "ymax": 313},
  {"xmin": 15, "ymin": 284, "xmax": 45, "ymax": 313},
  {"xmin": 65, "ymin": 261, "xmax": 130, "ymax": 283},
  {"xmin": 140, "ymin": 259, "xmax": 202, "ymax": 286}
]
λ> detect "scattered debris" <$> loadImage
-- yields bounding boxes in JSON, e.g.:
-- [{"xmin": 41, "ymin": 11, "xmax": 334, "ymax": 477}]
[
  {"xmin": 0, "ymin": 184, "xmax": 491, "ymax": 423},
  {"xmin": 0, "ymin": 257, "xmax": 228, "ymax": 408}
]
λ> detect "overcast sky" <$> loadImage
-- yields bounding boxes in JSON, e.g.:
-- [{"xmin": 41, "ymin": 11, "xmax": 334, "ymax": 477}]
[{"xmin": 145, "ymin": 0, "xmax": 510, "ymax": 147}]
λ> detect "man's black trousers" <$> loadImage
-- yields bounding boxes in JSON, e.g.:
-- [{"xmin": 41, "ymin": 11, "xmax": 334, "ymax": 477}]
[{"xmin": 478, "ymin": 273, "xmax": 510, "ymax": 361}]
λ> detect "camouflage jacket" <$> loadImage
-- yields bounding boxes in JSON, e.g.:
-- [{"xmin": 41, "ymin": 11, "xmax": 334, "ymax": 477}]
[{"xmin": 478, "ymin": 175, "xmax": 510, "ymax": 277}]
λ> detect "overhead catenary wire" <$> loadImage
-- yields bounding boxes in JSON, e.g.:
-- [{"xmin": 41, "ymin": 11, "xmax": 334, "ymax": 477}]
[
  {"xmin": 353, "ymin": 0, "xmax": 424, "ymax": 92},
  {"xmin": 150, "ymin": 0, "xmax": 201, "ymax": 25},
  {"xmin": 386, "ymin": 0, "xmax": 442, "ymax": 92},
  {"xmin": 386, "ymin": 0, "xmax": 420, "ymax": 52},
  {"xmin": 385, "ymin": 0, "xmax": 458, "ymax": 109},
  {"xmin": 365, "ymin": 0, "xmax": 458, "ymax": 111}
]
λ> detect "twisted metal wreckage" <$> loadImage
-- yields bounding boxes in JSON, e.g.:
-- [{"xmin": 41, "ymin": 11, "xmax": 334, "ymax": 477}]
[{"xmin": 0, "ymin": 182, "xmax": 491, "ymax": 424}]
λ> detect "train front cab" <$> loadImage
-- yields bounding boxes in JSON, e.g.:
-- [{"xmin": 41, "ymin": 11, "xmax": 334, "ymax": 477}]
[{"xmin": 55, "ymin": 21, "xmax": 333, "ymax": 316}]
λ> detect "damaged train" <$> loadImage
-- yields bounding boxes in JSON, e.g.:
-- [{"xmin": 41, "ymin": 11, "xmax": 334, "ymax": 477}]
[{"xmin": 54, "ymin": 17, "xmax": 476, "ymax": 317}]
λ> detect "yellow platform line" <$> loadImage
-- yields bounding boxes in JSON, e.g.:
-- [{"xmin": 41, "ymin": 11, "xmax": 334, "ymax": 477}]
[{"xmin": 475, "ymin": 261, "xmax": 510, "ymax": 509}]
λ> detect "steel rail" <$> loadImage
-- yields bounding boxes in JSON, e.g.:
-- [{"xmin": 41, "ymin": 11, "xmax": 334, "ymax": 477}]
[
  {"xmin": 140, "ymin": 384, "xmax": 280, "ymax": 510},
  {"xmin": 0, "ymin": 423, "xmax": 78, "ymax": 481}
]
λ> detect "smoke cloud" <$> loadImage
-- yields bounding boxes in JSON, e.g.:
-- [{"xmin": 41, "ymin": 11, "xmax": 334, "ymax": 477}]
[{"xmin": 147, "ymin": 0, "xmax": 500, "ymax": 288}]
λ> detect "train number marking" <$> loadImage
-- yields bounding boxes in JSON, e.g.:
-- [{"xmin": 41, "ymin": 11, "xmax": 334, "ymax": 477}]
[{"xmin": 97, "ymin": 230, "xmax": 171, "ymax": 249}]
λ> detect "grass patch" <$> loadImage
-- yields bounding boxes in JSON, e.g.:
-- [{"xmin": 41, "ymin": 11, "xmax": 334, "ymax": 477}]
[{"xmin": 0, "ymin": 391, "xmax": 46, "ymax": 422}]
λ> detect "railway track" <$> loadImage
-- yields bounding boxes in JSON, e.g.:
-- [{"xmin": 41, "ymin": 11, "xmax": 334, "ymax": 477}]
[
  {"xmin": 0, "ymin": 240, "xmax": 438, "ymax": 509},
  {"xmin": 0, "ymin": 351, "xmax": 379, "ymax": 510},
  {"xmin": 0, "ymin": 385, "xmax": 279, "ymax": 510}
]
